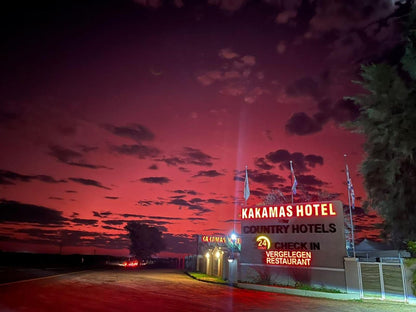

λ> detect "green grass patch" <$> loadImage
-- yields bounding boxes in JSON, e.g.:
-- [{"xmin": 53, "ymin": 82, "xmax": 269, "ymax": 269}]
[
  {"xmin": 187, "ymin": 272, "xmax": 227, "ymax": 284},
  {"xmin": 404, "ymin": 258, "xmax": 416, "ymax": 296},
  {"xmin": 294, "ymin": 282, "xmax": 343, "ymax": 293}
]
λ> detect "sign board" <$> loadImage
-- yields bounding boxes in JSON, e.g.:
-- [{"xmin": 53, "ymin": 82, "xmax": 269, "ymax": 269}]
[{"xmin": 239, "ymin": 201, "xmax": 346, "ymax": 287}]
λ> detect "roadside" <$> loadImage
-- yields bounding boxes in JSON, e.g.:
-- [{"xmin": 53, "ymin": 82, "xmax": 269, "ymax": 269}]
[
  {"xmin": 0, "ymin": 265, "xmax": 93, "ymax": 284},
  {"xmin": 186, "ymin": 271, "xmax": 415, "ymax": 306}
]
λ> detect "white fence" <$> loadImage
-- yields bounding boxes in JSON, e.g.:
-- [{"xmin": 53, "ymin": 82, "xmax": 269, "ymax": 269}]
[{"xmin": 358, "ymin": 258, "xmax": 407, "ymax": 302}]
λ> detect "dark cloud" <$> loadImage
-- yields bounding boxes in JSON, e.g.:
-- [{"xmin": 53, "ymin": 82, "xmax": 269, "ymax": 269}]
[
  {"xmin": 104, "ymin": 124, "xmax": 155, "ymax": 142},
  {"xmin": 168, "ymin": 198, "xmax": 212, "ymax": 216},
  {"xmin": 0, "ymin": 200, "xmax": 67, "ymax": 225},
  {"xmin": 148, "ymin": 164, "xmax": 158, "ymax": 170},
  {"xmin": 170, "ymin": 195, "xmax": 186, "ymax": 199},
  {"xmin": 249, "ymin": 171, "xmax": 285, "ymax": 186},
  {"xmin": 0, "ymin": 169, "xmax": 67, "ymax": 185},
  {"xmin": 48, "ymin": 196, "xmax": 63, "ymax": 200},
  {"xmin": 137, "ymin": 200, "xmax": 164, "ymax": 206},
  {"xmin": 286, "ymin": 98, "xmax": 359, "ymax": 136},
  {"xmin": 235, "ymin": 169, "xmax": 285, "ymax": 187},
  {"xmin": 102, "ymin": 220, "xmax": 126, "ymax": 226},
  {"xmin": 120, "ymin": 214, "xmax": 142, "ymax": 218},
  {"xmin": 249, "ymin": 189, "xmax": 268, "ymax": 197},
  {"xmin": 331, "ymin": 98, "xmax": 360, "ymax": 123},
  {"xmin": 304, "ymin": 154, "xmax": 324, "ymax": 168},
  {"xmin": 140, "ymin": 177, "xmax": 171, "ymax": 184},
  {"xmin": 48, "ymin": 145, "xmax": 110, "ymax": 169},
  {"xmin": 172, "ymin": 189, "xmax": 198, "ymax": 195},
  {"xmin": 189, "ymin": 198, "xmax": 204, "ymax": 203},
  {"xmin": 169, "ymin": 198, "xmax": 189, "ymax": 207},
  {"xmin": 35, "ymin": 175, "xmax": 67, "ymax": 184},
  {"xmin": 93, "ymin": 211, "xmax": 112, "ymax": 218},
  {"xmin": 119, "ymin": 213, "xmax": 183, "ymax": 221},
  {"xmin": 313, "ymin": 98, "xmax": 333, "ymax": 124},
  {"xmin": 69, "ymin": 177, "xmax": 111, "ymax": 190},
  {"xmin": 178, "ymin": 167, "xmax": 191, "ymax": 173},
  {"xmin": 285, "ymin": 112, "xmax": 323, "ymax": 135},
  {"xmin": 183, "ymin": 147, "xmax": 215, "ymax": 166},
  {"xmin": 71, "ymin": 218, "xmax": 98, "ymax": 226},
  {"xmin": 286, "ymin": 77, "xmax": 322, "ymax": 99},
  {"xmin": 65, "ymin": 190, "xmax": 77, "ymax": 193},
  {"xmin": 207, "ymin": 199, "xmax": 225, "ymax": 204},
  {"xmin": 255, "ymin": 157, "xmax": 274, "ymax": 170},
  {"xmin": 188, "ymin": 205, "xmax": 212, "ymax": 216},
  {"xmin": 158, "ymin": 147, "xmax": 215, "ymax": 167},
  {"xmin": 313, "ymin": 98, "xmax": 360, "ymax": 126},
  {"xmin": 234, "ymin": 175, "xmax": 244, "ymax": 182},
  {"xmin": 188, "ymin": 217, "xmax": 207, "ymax": 221},
  {"xmin": 76, "ymin": 145, "xmax": 99, "ymax": 153},
  {"xmin": 265, "ymin": 149, "xmax": 323, "ymax": 173},
  {"xmin": 102, "ymin": 225, "xmax": 121, "ymax": 231},
  {"xmin": 105, "ymin": 196, "xmax": 119, "ymax": 200},
  {"xmin": 147, "ymin": 215, "xmax": 182, "ymax": 221},
  {"xmin": 158, "ymin": 156, "xmax": 185, "ymax": 166},
  {"xmin": 111, "ymin": 144, "xmax": 161, "ymax": 159},
  {"xmin": 193, "ymin": 170, "xmax": 224, "ymax": 178},
  {"xmin": 48, "ymin": 144, "xmax": 84, "ymax": 163},
  {"xmin": 297, "ymin": 174, "xmax": 327, "ymax": 187}
]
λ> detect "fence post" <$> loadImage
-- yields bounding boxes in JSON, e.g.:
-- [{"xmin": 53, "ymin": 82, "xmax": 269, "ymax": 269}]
[
  {"xmin": 344, "ymin": 257, "xmax": 362, "ymax": 296},
  {"xmin": 400, "ymin": 258, "xmax": 408, "ymax": 303},
  {"xmin": 379, "ymin": 263, "xmax": 385, "ymax": 300}
]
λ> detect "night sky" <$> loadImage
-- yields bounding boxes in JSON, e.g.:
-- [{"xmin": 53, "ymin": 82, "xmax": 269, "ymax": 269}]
[{"xmin": 0, "ymin": 0, "xmax": 402, "ymax": 256}]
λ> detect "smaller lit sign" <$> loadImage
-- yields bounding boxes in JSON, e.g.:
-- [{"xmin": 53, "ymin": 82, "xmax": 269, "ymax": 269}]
[
  {"xmin": 201, "ymin": 235, "xmax": 241, "ymax": 245},
  {"xmin": 256, "ymin": 235, "xmax": 271, "ymax": 250},
  {"xmin": 265, "ymin": 250, "xmax": 312, "ymax": 267}
]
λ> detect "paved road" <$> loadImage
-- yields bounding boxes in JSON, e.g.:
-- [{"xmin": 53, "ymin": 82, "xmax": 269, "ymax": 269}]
[{"xmin": 0, "ymin": 268, "xmax": 413, "ymax": 311}]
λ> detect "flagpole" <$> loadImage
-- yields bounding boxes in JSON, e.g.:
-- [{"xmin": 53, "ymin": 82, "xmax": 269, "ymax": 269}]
[
  {"xmin": 290, "ymin": 161, "xmax": 293, "ymax": 204},
  {"xmin": 344, "ymin": 154, "xmax": 356, "ymax": 258},
  {"xmin": 244, "ymin": 166, "xmax": 248, "ymax": 206}
]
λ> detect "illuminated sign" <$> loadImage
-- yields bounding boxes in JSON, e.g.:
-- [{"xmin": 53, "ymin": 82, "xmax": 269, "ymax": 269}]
[
  {"xmin": 256, "ymin": 235, "xmax": 313, "ymax": 266},
  {"xmin": 241, "ymin": 202, "xmax": 336, "ymax": 220},
  {"xmin": 239, "ymin": 201, "xmax": 346, "ymax": 288},
  {"xmin": 243, "ymin": 223, "xmax": 337, "ymax": 234},
  {"xmin": 265, "ymin": 250, "xmax": 312, "ymax": 266},
  {"xmin": 201, "ymin": 235, "xmax": 241, "ymax": 245}
]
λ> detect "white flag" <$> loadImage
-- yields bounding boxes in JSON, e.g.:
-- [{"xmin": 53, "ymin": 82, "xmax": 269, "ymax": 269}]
[
  {"xmin": 345, "ymin": 164, "xmax": 355, "ymax": 209},
  {"xmin": 244, "ymin": 166, "xmax": 250, "ymax": 203},
  {"xmin": 290, "ymin": 161, "xmax": 297, "ymax": 195}
]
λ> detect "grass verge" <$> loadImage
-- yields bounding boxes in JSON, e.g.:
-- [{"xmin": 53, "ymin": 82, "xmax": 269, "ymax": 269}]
[{"xmin": 186, "ymin": 272, "xmax": 228, "ymax": 284}]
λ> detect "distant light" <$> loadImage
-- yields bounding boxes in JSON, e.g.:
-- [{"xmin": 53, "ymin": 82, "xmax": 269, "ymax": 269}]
[
  {"xmin": 216, "ymin": 251, "xmax": 220, "ymax": 258},
  {"xmin": 230, "ymin": 233, "xmax": 237, "ymax": 241},
  {"xmin": 205, "ymin": 252, "xmax": 210, "ymax": 258},
  {"xmin": 228, "ymin": 258, "xmax": 234, "ymax": 263}
]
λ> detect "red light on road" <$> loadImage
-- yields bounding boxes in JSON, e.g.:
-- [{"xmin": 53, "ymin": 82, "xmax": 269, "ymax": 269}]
[{"xmin": 122, "ymin": 260, "xmax": 139, "ymax": 268}]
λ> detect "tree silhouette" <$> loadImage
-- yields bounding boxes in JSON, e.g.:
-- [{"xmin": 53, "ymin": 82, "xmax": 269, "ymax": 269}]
[
  {"xmin": 125, "ymin": 222, "xmax": 165, "ymax": 259},
  {"xmin": 347, "ymin": 5, "xmax": 416, "ymax": 246}
]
